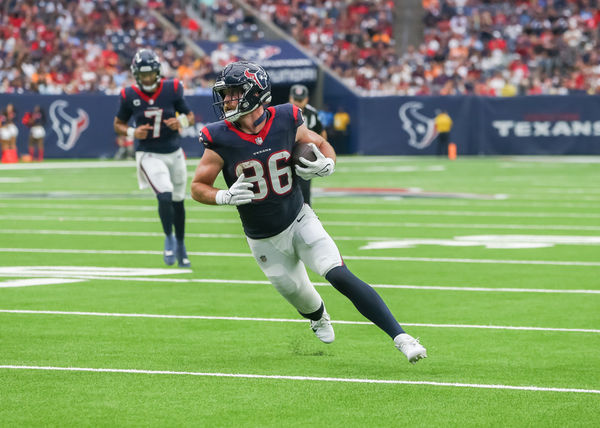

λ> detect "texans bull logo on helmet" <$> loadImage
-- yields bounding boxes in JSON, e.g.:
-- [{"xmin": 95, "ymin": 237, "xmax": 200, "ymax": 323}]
[
  {"xmin": 244, "ymin": 68, "xmax": 268, "ymax": 90},
  {"xmin": 212, "ymin": 61, "xmax": 272, "ymax": 122}
]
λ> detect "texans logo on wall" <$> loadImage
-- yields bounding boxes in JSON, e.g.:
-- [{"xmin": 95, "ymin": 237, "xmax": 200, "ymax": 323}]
[
  {"xmin": 398, "ymin": 101, "xmax": 438, "ymax": 149},
  {"xmin": 49, "ymin": 100, "xmax": 90, "ymax": 151}
]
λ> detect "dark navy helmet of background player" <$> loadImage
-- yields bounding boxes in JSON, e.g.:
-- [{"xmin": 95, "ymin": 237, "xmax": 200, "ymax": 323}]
[
  {"xmin": 131, "ymin": 49, "xmax": 162, "ymax": 92},
  {"xmin": 212, "ymin": 61, "xmax": 272, "ymax": 122}
]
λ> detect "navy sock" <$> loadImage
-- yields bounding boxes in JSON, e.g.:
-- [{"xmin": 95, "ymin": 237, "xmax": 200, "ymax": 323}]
[
  {"xmin": 325, "ymin": 265, "xmax": 405, "ymax": 338},
  {"xmin": 173, "ymin": 200, "xmax": 185, "ymax": 241},
  {"xmin": 157, "ymin": 192, "xmax": 173, "ymax": 236},
  {"xmin": 298, "ymin": 301, "xmax": 324, "ymax": 321}
]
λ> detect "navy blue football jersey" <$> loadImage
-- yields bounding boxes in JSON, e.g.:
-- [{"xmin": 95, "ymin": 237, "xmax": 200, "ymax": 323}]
[
  {"xmin": 116, "ymin": 79, "xmax": 191, "ymax": 154},
  {"xmin": 200, "ymin": 103, "xmax": 305, "ymax": 239}
]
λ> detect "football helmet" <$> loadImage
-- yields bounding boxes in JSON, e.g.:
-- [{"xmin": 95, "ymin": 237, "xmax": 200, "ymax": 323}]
[
  {"xmin": 212, "ymin": 61, "xmax": 272, "ymax": 122},
  {"xmin": 131, "ymin": 49, "xmax": 162, "ymax": 92}
]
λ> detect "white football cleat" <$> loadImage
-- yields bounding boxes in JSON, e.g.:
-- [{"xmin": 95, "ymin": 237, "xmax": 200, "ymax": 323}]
[
  {"xmin": 176, "ymin": 240, "xmax": 191, "ymax": 268},
  {"xmin": 394, "ymin": 333, "xmax": 427, "ymax": 364},
  {"xmin": 163, "ymin": 234, "xmax": 176, "ymax": 266},
  {"xmin": 310, "ymin": 312, "xmax": 335, "ymax": 344}
]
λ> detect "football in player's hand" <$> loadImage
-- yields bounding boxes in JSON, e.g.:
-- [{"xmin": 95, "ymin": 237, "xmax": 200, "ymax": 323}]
[{"xmin": 292, "ymin": 143, "xmax": 317, "ymax": 167}]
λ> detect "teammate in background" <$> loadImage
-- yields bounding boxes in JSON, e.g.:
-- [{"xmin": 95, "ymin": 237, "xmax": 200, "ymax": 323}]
[
  {"xmin": 23, "ymin": 105, "xmax": 46, "ymax": 161},
  {"xmin": 191, "ymin": 61, "xmax": 427, "ymax": 364},
  {"xmin": 114, "ymin": 49, "xmax": 195, "ymax": 268},
  {"xmin": 434, "ymin": 109, "xmax": 453, "ymax": 156},
  {"xmin": 288, "ymin": 84, "xmax": 326, "ymax": 206}
]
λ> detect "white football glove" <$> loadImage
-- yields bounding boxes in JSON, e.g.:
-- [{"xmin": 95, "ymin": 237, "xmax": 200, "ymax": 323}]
[
  {"xmin": 294, "ymin": 143, "xmax": 335, "ymax": 180},
  {"xmin": 215, "ymin": 173, "xmax": 254, "ymax": 206}
]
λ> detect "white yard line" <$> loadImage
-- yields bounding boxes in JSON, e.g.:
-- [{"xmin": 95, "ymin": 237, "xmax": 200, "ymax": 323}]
[
  {"xmin": 0, "ymin": 228, "xmax": 244, "ymax": 239},
  {"xmin": 0, "ymin": 273, "xmax": 596, "ymax": 294},
  {"xmin": 4, "ymin": 199, "xmax": 600, "ymax": 210},
  {"xmin": 2, "ymin": 202, "xmax": 599, "ymax": 218},
  {"xmin": 316, "ymin": 208, "xmax": 600, "ymax": 219},
  {"xmin": 318, "ymin": 199, "xmax": 600, "ymax": 209},
  {"xmin": 1, "ymin": 247, "xmax": 599, "ymax": 266},
  {"xmin": 0, "ymin": 160, "xmax": 139, "ymax": 170},
  {"xmin": 0, "ymin": 365, "xmax": 598, "ymax": 394},
  {"xmin": 10, "ymin": 228, "xmax": 600, "ymax": 243},
  {"xmin": 503, "ymin": 194, "xmax": 600, "ymax": 202},
  {"xmin": 2, "ymin": 218, "xmax": 600, "ymax": 232},
  {"xmin": 0, "ymin": 202, "xmax": 229, "ymax": 212},
  {"xmin": 0, "ymin": 278, "xmax": 84, "ymax": 288},
  {"xmin": 0, "ymin": 309, "xmax": 598, "ymax": 334},
  {"xmin": 3, "ymin": 190, "xmax": 600, "ymax": 201}
]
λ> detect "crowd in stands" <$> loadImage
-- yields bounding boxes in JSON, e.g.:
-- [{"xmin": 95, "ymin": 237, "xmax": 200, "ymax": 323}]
[
  {"xmin": 416, "ymin": 0, "xmax": 600, "ymax": 96},
  {"xmin": 247, "ymin": 0, "xmax": 600, "ymax": 96},
  {"xmin": 2, "ymin": 0, "xmax": 600, "ymax": 96},
  {"xmin": 187, "ymin": 0, "xmax": 265, "ymax": 42},
  {"xmin": 0, "ymin": 0, "xmax": 217, "ymax": 95}
]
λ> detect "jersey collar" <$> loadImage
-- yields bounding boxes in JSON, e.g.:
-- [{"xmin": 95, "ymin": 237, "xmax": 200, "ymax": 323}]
[
  {"xmin": 131, "ymin": 79, "xmax": 165, "ymax": 105},
  {"xmin": 225, "ymin": 107, "xmax": 276, "ymax": 145}
]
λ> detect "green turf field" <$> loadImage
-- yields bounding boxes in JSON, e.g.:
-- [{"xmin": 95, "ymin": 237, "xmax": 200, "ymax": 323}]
[{"xmin": 1, "ymin": 156, "xmax": 599, "ymax": 427}]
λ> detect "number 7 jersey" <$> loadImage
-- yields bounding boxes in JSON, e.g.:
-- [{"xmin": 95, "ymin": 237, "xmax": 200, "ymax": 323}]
[
  {"xmin": 200, "ymin": 103, "xmax": 305, "ymax": 239},
  {"xmin": 116, "ymin": 78, "xmax": 191, "ymax": 154}
]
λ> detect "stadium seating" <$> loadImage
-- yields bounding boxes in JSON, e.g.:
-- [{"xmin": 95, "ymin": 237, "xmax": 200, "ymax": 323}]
[
  {"xmin": 244, "ymin": 0, "xmax": 600, "ymax": 96},
  {"xmin": 0, "ymin": 0, "xmax": 202, "ymax": 94},
  {"xmin": 2, "ymin": 0, "xmax": 600, "ymax": 96}
]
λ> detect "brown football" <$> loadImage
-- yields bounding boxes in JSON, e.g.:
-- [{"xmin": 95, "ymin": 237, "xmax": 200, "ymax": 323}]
[{"xmin": 292, "ymin": 143, "xmax": 317, "ymax": 166}]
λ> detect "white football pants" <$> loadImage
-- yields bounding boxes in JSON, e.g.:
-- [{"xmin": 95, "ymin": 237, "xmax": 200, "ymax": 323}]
[
  {"xmin": 246, "ymin": 204, "xmax": 343, "ymax": 314},
  {"xmin": 136, "ymin": 148, "xmax": 187, "ymax": 201}
]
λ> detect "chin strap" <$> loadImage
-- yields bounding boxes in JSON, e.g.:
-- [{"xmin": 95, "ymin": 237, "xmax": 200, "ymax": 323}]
[{"xmin": 253, "ymin": 110, "xmax": 267, "ymax": 127}]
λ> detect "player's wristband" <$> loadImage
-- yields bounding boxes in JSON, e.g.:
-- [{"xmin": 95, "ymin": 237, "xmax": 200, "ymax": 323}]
[
  {"xmin": 215, "ymin": 190, "xmax": 228, "ymax": 205},
  {"xmin": 126, "ymin": 127, "xmax": 135, "ymax": 139},
  {"xmin": 177, "ymin": 114, "xmax": 189, "ymax": 128}
]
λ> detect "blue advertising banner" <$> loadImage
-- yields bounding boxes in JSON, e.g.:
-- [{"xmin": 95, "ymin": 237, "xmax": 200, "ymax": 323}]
[
  {"xmin": 345, "ymin": 95, "xmax": 600, "ymax": 155},
  {"xmin": 0, "ymin": 94, "xmax": 216, "ymax": 159},
  {"xmin": 352, "ymin": 96, "xmax": 475, "ymax": 155},
  {"xmin": 196, "ymin": 40, "xmax": 317, "ymax": 84},
  {"xmin": 2, "ymin": 93, "xmax": 600, "ymax": 158},
  {"xmin": 477, "ymin": 96, "xmax": 600, "ymax": 155}
]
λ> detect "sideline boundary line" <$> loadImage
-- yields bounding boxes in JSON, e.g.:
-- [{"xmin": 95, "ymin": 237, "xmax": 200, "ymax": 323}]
[
  {"xmin": 1, "ymin": 309, "xmax": 598, "ymax": 333},
  {"xmin": 1, "ymin": 365, "xmax": 598, "ymax": 394}
]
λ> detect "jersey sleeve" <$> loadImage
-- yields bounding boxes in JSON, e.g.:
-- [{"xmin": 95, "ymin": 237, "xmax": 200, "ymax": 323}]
[
  {"xmin": 290, "ymin": 103, "xmax": 304, "ymax": 128},
  {"xmin": 173, "ymin": 79, "xmax": 191, "ymax": 115},
  {"xmin": 199, "ymin": 124, "xmax": 227, "ymax": 161},
  {"xmin": 116, "ymin": 89, "xmax": 133, "ymax": 122},
  {"xmin": 199, "ymin": 126, "xmax": 212, "ymax": 149},
  {"xmin": 199, "ymin": 125, "xmax": 220, "ymax": 152}
]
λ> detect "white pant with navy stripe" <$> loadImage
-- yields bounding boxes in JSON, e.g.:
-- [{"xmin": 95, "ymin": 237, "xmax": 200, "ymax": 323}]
[
  {"xmin": 246, "ymin": 204, "xmax": 343, "ymax": 314},
  {"xmin": 135, "ymin": 148, "xmax": 187, "ymax": 201}
]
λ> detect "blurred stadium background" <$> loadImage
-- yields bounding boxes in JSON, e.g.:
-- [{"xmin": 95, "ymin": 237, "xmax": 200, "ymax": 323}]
[
  {"xmin": 1, "ymin": 1, "xmax": 599, "ymax": 426},
  {"xmin": 2, "ymin": 0, "xmax": 600, "ymax": 157}
]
